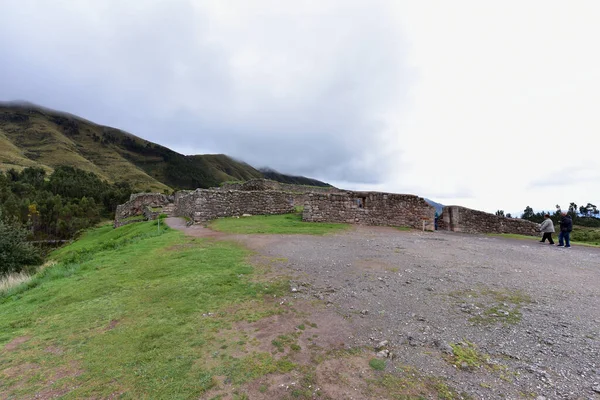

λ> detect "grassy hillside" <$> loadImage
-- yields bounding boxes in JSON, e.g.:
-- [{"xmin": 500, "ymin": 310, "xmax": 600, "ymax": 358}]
[
  {"xmin": 0, "ymin": 221, "xmax": 289, "ymax": 398},
  {"xmin": 0, "ymin": 103, "xmax": 330, "ymax": 191}
]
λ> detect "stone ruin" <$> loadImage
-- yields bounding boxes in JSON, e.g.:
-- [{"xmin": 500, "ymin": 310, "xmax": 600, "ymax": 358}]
[
  {"xmin": 437, "ymin": 205, "xmax": 538, "ymax": 235},
  {"xmin": 114, "ymin": 179, "xmax": 539, "ymax": 236},
  {"xmin": 303, "ymin": 191, "xmax": 436, "ymax": 231}
]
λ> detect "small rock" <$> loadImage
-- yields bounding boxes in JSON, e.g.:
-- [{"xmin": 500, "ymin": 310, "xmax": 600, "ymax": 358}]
[
  {"xmin": 434, "ymin": 340, "xmax": 454, "ymax": 355},
  {"xmin": 376, "ymin": 350, "xmax": 389, "ymax": 358},
  {"xmin": 291, "ymin": 288, "xmax": 298, "ymax": 293},
  {"xmin": 375, "ymin": 340, "xmax": 388, "ymax": 350},
  {"xmin": 360, "ymin": 310, "xmax": 369, "ymax": 315},
  {"xmin": 592, "ymin": 385, "xmax": 600, "ymax": 394}
]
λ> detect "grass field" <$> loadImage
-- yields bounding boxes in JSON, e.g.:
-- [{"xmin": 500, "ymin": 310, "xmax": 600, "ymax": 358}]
[
  {"xmin": 1, "ymin": 218, "xmax": 468, "ymax": 399},
  {"xmin": 0, "ymin": 221, "xmax": 291, "ymax": 399},
  {"xmin": 209, "ymin": 212, "xmax": 349, "ymax": 235},
  {"xmin": 488, "ymin": 226, "xmax": 600, "ymax": 247}
]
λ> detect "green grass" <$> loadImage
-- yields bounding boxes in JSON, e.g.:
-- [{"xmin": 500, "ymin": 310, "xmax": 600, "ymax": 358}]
[
  {"xmin": 209, "ymin": 213, "xmax": 348, "ymax": 235},
  {"xmin": 0, "ymin": 221, "xmax": 291, "ymax": 399},
  {"xmin": 488, "ymin": 226, "xmax": 600, "ymax": 247},
  {"xmin": 369, "ymin": 358, "xmax": 386, "ymax": 371},
  {"xmin": 120, "ymin": 215, "xmax": 146, "ymax": 222},
  {"xmin": 367, "ymin": 365, "xmax": 470, "ymax": 399},
  {"xmin": 447, "ymin": 341, "xmax": 489, "ymax": 370}
]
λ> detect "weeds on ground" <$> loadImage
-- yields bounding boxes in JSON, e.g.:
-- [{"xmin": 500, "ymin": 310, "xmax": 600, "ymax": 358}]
[
  {"xmin": 449, "ymin": 287, "xmax": 533, "ymax": 326},
  {"xmin": 446, "ymin": 341, "xmax": 489, "ymax": 370},
  {"xmin": 368, "ymin": 365, "xmax": 471, "ymax": 399}
]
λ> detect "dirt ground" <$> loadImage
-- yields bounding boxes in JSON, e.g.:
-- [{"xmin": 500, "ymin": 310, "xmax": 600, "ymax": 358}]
[{"xmin": 166, "ymin": 218, "xmax": 600, "ymax": 399}]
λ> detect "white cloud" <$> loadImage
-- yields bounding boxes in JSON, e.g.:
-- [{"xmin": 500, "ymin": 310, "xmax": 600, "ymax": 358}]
[{"xmin": 0, "ymin": 0, "xmax": 598, "ymax": 214}]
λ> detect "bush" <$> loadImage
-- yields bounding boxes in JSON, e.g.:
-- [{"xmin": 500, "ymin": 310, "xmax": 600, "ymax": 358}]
[{"xmin": 0, "ymin": 213, "xmax": 42, "ymax": 276}]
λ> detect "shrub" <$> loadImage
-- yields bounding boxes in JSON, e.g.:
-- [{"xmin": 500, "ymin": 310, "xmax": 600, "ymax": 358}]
[{"xmin": 0, "ymin": 213, "xmax": 42, "ymax": 276}]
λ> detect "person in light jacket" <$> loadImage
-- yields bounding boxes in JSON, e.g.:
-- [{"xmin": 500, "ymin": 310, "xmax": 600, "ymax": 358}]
[{"xmin": 539, "ymin": 214, "xmax": 555, "ymax": 245}]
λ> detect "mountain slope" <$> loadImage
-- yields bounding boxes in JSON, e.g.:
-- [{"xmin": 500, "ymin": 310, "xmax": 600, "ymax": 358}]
[
  {"xmin": 259, "ymin": 168, "xmax": 332, "ymax": 187},
  {"xmin": 0, "ymin": 103, "xmax": 330, "ymax": 190}
]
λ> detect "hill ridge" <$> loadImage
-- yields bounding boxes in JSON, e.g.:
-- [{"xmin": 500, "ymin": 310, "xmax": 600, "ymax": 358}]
[{"xmin": 0, "ymin": 102, "xmax": 331, "ymax": 191}]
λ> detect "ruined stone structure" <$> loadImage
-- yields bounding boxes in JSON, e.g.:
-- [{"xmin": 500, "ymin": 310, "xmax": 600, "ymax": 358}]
[
  {"xmin": 175, "ymin": 189, "xmax": 295, "ymax": 223},
  {"xmin": 113, "ymin": 180, "xmax": 538, "ymax": 237},
  {"xmin": 437, "ymin": 206, "xmax": 539, "ymax": 236},
  {"xmin": 114, "ymin": 193, "xmax": 172, "ymax": 227},
  {"xmin": 217, "ymin": 179, "xmax": 339, "ymax": 206},
  {"xmin": 303, "ymin": 192, "xmax": 436, "ymax": 230}
]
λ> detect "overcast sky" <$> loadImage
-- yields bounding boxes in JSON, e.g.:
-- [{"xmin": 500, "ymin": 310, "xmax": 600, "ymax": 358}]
[{"xmin": 1, "ymin": 1, "xmax": 598, "ymax": 215}]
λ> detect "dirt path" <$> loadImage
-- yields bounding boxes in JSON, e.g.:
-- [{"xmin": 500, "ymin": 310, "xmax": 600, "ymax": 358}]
[{"xmin": 167, "ymin": 218, "xmax": 600, "ymax": 399}]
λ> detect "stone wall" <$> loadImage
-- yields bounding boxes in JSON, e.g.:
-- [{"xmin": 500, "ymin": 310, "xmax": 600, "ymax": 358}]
[
  {"xmin": 302, "ymin": 192, "xmax": 436, "ymax": 230},
  {"xmin": 438, "ymin": 206, "xmax": 539, "ymax": 235},
  {"xmin": 176, "ymin": 189, "xmax": 296, "ymax": 222},
  {"xmin": 114, "ymin": 193, "xmax": 170, "ymax": 222}
]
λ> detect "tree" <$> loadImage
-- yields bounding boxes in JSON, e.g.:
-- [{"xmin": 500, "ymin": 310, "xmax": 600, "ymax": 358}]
[
  {"xmin": 506, "ymin": 213, "xmax": 512, "ymax": 218},
  {"xmin": 568, "ymin": 202, "xmax": 578, "ymax": 218},
  {"xmin": 495, "ymin": 210, "xmax": 505, "ymax": 217},
  {"xmin": 585, "ymin": 203, "xmax": 597, "ymax": 217},
  {"xmin": 579, "ymin": 205, "xmax": 589, "ymax": 217},
  {"xmin": 522, "ymin": 206, "xmax": 534, "ymax": 220},
  {"xmin": 0, "ymin": 211, "xmax": 42, "ymax": 276}
]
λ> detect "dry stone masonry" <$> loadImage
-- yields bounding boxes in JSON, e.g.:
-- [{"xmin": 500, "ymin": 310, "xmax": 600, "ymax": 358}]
[
  {"xmin": 438, "ymin": 206, "xmax": 539, "ymax": 236},
  {"xmin": 114, "ymin": 193, "xmax": 171, "ymax": 227},
  {"xmin": 302, "ymin": 192, "xmax": 436, "ymax": 230},
  {"xmin": 113, "ymin": 179, "xmax": 539, "ymax": 236},
  {"xmin": 175, "ymin": 189, "xmax": 296, "ymax": 223},
  {"xmin": 217, "ymin": 179, "xmax": 338, "ymax": 206}
]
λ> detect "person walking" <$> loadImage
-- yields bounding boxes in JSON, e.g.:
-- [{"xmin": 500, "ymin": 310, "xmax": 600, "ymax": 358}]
[
  {"xmin": 557, "ymin": 212, "xmax": 573, "ymax": 248},
  {"xmin": 539, "ymin": 214, "xmax": 555, "ymax": 244}
]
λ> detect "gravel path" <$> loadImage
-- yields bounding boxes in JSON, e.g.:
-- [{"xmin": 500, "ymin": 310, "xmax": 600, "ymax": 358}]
[{"xmin": 168, "ymin": 219, "xmax": 600, "ymax": 399}]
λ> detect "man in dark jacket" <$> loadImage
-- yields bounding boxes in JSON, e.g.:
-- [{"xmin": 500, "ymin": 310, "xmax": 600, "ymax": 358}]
[{"xmin": 558, "ymin": 212, "xmax": 573, "ymax": 248}]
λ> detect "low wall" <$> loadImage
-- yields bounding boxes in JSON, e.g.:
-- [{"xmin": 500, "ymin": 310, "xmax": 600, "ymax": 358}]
[
  {"xmin": 115, "ymin": 193, "xmax": 170, "ymax": 222},
  {"xmin": 302, "ymin": 192, "xmax": 436, "ymax": 230},
  {"xmin": 176, "ymin": 189, "xmax": 296, "ymax": 222},
  {"xmin": 438, "ymin": 206, "xmax": 539, "ymax": 235}
]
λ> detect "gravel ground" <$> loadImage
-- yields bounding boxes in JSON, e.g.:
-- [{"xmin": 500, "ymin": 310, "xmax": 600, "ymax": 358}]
[
  {"xmin": 243, "ymin": 226, "xmax": 600, "ymax": 399},
  {"xmin": 167, "ymin": 218, "xmax": 600, "ymax": 399}
]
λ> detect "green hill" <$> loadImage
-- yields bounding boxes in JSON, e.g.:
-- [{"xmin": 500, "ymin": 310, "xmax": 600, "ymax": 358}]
[{"xmin": 0, "ymin": 102, "xmax": 330, "ymax": 191}]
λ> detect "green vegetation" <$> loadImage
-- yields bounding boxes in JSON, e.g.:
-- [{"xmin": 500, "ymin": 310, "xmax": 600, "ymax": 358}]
[
  {"xmin": 0, "ymin": 221, "xmax": 294, "ymax": 398},
  {"xmin": 259, "ymin": 168, "xmax": 332, "ymax": 187},
  {"xmin": 521, "ymin": 203, "xmax": 600, "ymax": 227},
  {"xmin": 447, "ymin": 341, "xmax": 489, "ymax": 370},
  {"xmin": 209, "ymin": 213, "xmax": 348, "ymax": 235},
  {"xmin": 488, "ymin": 228, "xmax": 600, "ymax": 247},
  {"xmin": 0, "ymin": 166, "xmax": 132, "ymax": 241},
  {"xmin": 369, "ymin": 358, "xmax": 386, "ymax": 371},
  {"xmin": 368, "ymin": 365, "xmax": 469, "ymax": 399},
  {"xmin": 0, "ymin": 211, "xmax": 42, "ymax": 275}
]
